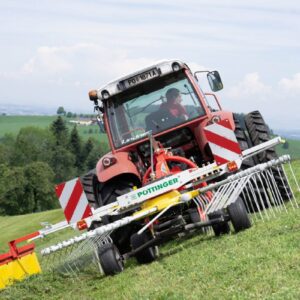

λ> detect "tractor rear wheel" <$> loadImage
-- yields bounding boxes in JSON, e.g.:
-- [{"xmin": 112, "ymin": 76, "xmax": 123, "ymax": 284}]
[
  {"xmin": 244, "ymin": 111, "xmax": 292, "ymax": 200},
  {"xmin": 233, "ymin": 113, "xmax": 255, "ymax": 170},
  {"xmin": 130, "ymin": 231, "xmax": 158, "ymax": 264},
  {"xmin": 98, "ymin": 243, "xmax": 124, "ymax": 276},
  {"xmin": 227, "ymin": 198, "xmax": 251, "ymax": 232}
]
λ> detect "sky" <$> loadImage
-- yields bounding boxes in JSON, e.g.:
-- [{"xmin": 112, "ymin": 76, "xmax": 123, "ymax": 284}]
[{"xmin": 0, "ymin": 0, "xmax": 299, "ymax": 130}]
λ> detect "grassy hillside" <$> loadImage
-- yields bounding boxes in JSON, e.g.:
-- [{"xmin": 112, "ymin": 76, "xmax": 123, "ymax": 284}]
[{"xmin": 0, "ymin": 162, "xmax": 299, "ymax": 299}]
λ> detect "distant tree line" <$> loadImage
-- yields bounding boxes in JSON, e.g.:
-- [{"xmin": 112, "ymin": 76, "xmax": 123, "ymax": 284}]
[
  {"xmin": 0, "ymin": 116, "xmax": 109, "ymax": 215},
  {"xmin": 57, "ymin": 106, "xmax": 94, "ymax": 118}
]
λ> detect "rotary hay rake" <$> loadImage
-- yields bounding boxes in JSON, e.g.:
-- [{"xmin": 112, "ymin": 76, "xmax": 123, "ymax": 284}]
[{"xmin": 38, "ymin": 153, "xmax": 299, "ymax": 277}]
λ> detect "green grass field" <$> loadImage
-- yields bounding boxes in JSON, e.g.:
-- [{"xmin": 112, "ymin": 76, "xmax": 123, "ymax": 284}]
[
  {"xmin": 1, "ymin": 162, "xmax": 299, "ymax": 299},
  {"xmin": 0, "ymin": 115, "xmax": 108, "ymax": 142},
  {"xmin": 0, "ymin": 116, "xmax": 57, "ymax": 137}
]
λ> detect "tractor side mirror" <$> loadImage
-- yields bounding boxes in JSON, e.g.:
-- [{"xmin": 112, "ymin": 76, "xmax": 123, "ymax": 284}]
[{"xmin": 207, "ymin": 71, "xmax": 223, "ymax": 92}]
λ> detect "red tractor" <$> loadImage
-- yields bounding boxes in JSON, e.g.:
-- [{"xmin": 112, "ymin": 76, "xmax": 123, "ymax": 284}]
[{"xmin": 82, "ymin": 60, "xmax": 289, "ymax": 272}]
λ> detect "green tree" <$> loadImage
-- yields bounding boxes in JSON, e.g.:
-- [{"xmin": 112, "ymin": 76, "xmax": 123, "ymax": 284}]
[
  {"xmin": 66, "ymin": 112, "xmax": 73, "ymax": 118},
  {"xmin": 0, "ymin": 164, "xmax": 27, "ymax": 215},
  {"xmin": 11, "ymin": 127, "xmax": 55, "ymax": 166},
  {"xmin": 57, "ymin": 106, "xmax": 66, "ymax": 115},
  {"xmin": 50, "ymin": 146, "xmax": 76, "ymax": 183},
  {"xmin": 0, "ymin": 133, "xmax": 15, "ymax": 165},
  {"xmin": 24, "ymin": 162, "xmax": 57, "ymax": 212},
  {"xmin": 50, "ymin": 116, "xmax": 69, "ymax": 147},
  {"xmin": 69, "ymin": 125, "xmax": 84, "ymax": 172},
  {"xmin": 83, "ymin": 138, "xmax": 94, "ymax": 157}
]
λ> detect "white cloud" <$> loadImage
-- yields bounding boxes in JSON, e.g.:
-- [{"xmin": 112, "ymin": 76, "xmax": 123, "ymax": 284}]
[
  {"xmin": 22, "ymin": 46, "xmax": 73, "ymax": 74},
  {"xmin": 279, "ymin": 73, "xmax": 300, "ymax": 94},
  {"xmin": 227, "ymin": 73, "xmax": 271, "ymax": 99},
  {"xmin": 21, "ymin": 44, "xmax": 155, "ymax": 78},
  {"xmin": 222, "ymin": 72, "xmax": 300, "ymax": 129}
]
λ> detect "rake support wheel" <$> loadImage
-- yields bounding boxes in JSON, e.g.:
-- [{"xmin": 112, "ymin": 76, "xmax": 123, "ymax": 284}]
[
  {"xmin": 98, "ymin": 243, "xmax": 124, "ymax": 276},
  {"xmin": 208, "ymin": 210, "xmax": 230, "ymax": 236},
  {"xmin": 130, "ymin": 231, "xmax": 158, "ymax": 264},
  {"xmin": 227, "ymin": 198, "xmax": 251, "ymax": 232}
]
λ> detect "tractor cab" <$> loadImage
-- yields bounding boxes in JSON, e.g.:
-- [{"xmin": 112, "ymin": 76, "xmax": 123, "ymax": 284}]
[
  {"xmin": 89, "ymin": 60, "xmax": 229, "ymax": 185},
  {"xmin": 106, "ymin": 69, "xmax": 206, "ymax": 148}
]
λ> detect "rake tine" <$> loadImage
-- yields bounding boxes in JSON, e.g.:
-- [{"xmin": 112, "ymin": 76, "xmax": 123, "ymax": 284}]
[
  {"xmin": 256, "ymin": 173, "xmax": 276, "ymax": 217},
  {"xmin": 226, "ymin": 176, "xmax": 251, "ymax": 207},
  {"xmin": 215, "ymin": 180, "xmax": 238, "ymax": 211},
  {"xmin": 243, "ymin": 185, "xmax": 258, "ymax": 220},
  {"xmin": 252, "ymin": 175, "xmax": 270, "ymax": 219},
  {"xmin": 262, "ymin": 171, "xmax": 282, "ymax": 213},
  {"xmin": 288, "ymin": 162, "xmax": 300, "ymax": 194},
  {"xmin": 268, "ymin": 168, "xmax": 288, "ymax": 212},
  {"xmin": 265, "ymin": 170, "xmax": 284, "ymax": 211},
  {"xmin": 240, "ymin": 189, "xmax": 251, "ymax": 214},
  {"xmin": 277, "ymin": 166, "xmax": 294, "ymax": 205},
  {"xmin": 281, "ymin": 164, "xmax": 299, "ymax": 208},
  {"xmin": 248, "ymin": 180, "xmax": 265, "ymax": 221}
]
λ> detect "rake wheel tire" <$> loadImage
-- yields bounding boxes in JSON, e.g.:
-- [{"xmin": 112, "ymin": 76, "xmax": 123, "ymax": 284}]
[
  {"xmin": 227, "ymin": 198, "xmax": 251, "ymax": 233},
  {"xmin": 208, "ymin": 210, "xmax": 230, "ymax": 236},
  {"xmin": 130, "ymin": 231, "xmax": 158, "ymax": 264},
  {"xmin": 244, "ymin": 110, "xmax": 292, "ymax": 200},
  {"xmin": 98, "ymin": 243, "xmax": 124, "ymax": 276}
]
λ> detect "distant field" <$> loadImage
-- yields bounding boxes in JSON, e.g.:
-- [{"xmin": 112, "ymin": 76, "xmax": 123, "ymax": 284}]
[
  {"xmin": 0, "ymin": 116, "xmax": 57, "ymax": 136},
  {"xmin": 276, "ymin": 139, "xmax": 300, "ymax": 160},
  {"xmin": 1, "ymin": 115, "xmax": 299, "ymax": 157},
  {"xmin": 0, "ymin": 115, "xmax": 108, "ymax": 142}
]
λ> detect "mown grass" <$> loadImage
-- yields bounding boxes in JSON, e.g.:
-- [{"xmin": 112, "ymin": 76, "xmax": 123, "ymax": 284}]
[
  {"xmin": 1, "ymin": 206, "xmax": 300, "ymax": 300},
  {"xmin": 1, "ymin": 161, "xmax": 299, "ymax": 299}
]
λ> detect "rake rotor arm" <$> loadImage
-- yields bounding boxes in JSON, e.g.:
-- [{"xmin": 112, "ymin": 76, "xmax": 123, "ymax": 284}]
[
  {"xmin": 199, "ymin": 154, "xmax": 291, "ymax": 194},
  {"xmin": 241, "ymin": 136, "xmax": 285, "ymax": 160}
]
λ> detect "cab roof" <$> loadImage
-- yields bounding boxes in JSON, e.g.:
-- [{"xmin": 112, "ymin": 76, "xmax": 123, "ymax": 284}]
[{"xmin": 92, "ymin": 60, "xmax": 190, "ymax": 101}]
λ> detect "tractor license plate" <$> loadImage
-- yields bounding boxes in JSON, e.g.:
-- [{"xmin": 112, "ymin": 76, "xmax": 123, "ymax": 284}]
[{"xmin": 121, "ymin": 68, "xmax": 159, "ymax": 89}]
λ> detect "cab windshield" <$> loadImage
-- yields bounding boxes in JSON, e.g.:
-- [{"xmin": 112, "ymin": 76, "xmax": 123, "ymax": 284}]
[{"xmin": 107, "ymin": 71, "xmax": 205, "ymax": 148}]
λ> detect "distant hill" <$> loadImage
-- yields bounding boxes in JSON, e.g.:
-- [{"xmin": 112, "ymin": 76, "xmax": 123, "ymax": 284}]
[
  {"xmin": 0, "ymin": 103, "xmax": 56, "ymax": 116},
  {"xmin": 274, "ymin": 129, "xmax": 300, "ymax": 140}
]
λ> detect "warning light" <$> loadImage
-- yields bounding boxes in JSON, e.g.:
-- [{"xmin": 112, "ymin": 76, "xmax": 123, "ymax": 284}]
[
  {"xmin": 227, "ymin": 161, "xmax": 238, "ymax": 172},
  {"xmin": 77, "ymin": 220, "xmax": 88, "ymax": 231}
]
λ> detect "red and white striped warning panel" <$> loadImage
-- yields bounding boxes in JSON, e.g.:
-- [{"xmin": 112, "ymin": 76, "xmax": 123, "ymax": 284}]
[
  {"xmin": 55, "ymin": 178, "xmax": 92, "ymax": 224},
  {"xmin": 204, "ymin": 119, "xmax": 242, "ymax": 165}
]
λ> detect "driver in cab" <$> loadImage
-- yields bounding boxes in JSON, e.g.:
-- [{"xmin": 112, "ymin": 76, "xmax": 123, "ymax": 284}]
[{"xmin": 160, "ymin": 88, "xmax": 188, "ymax": 121}]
